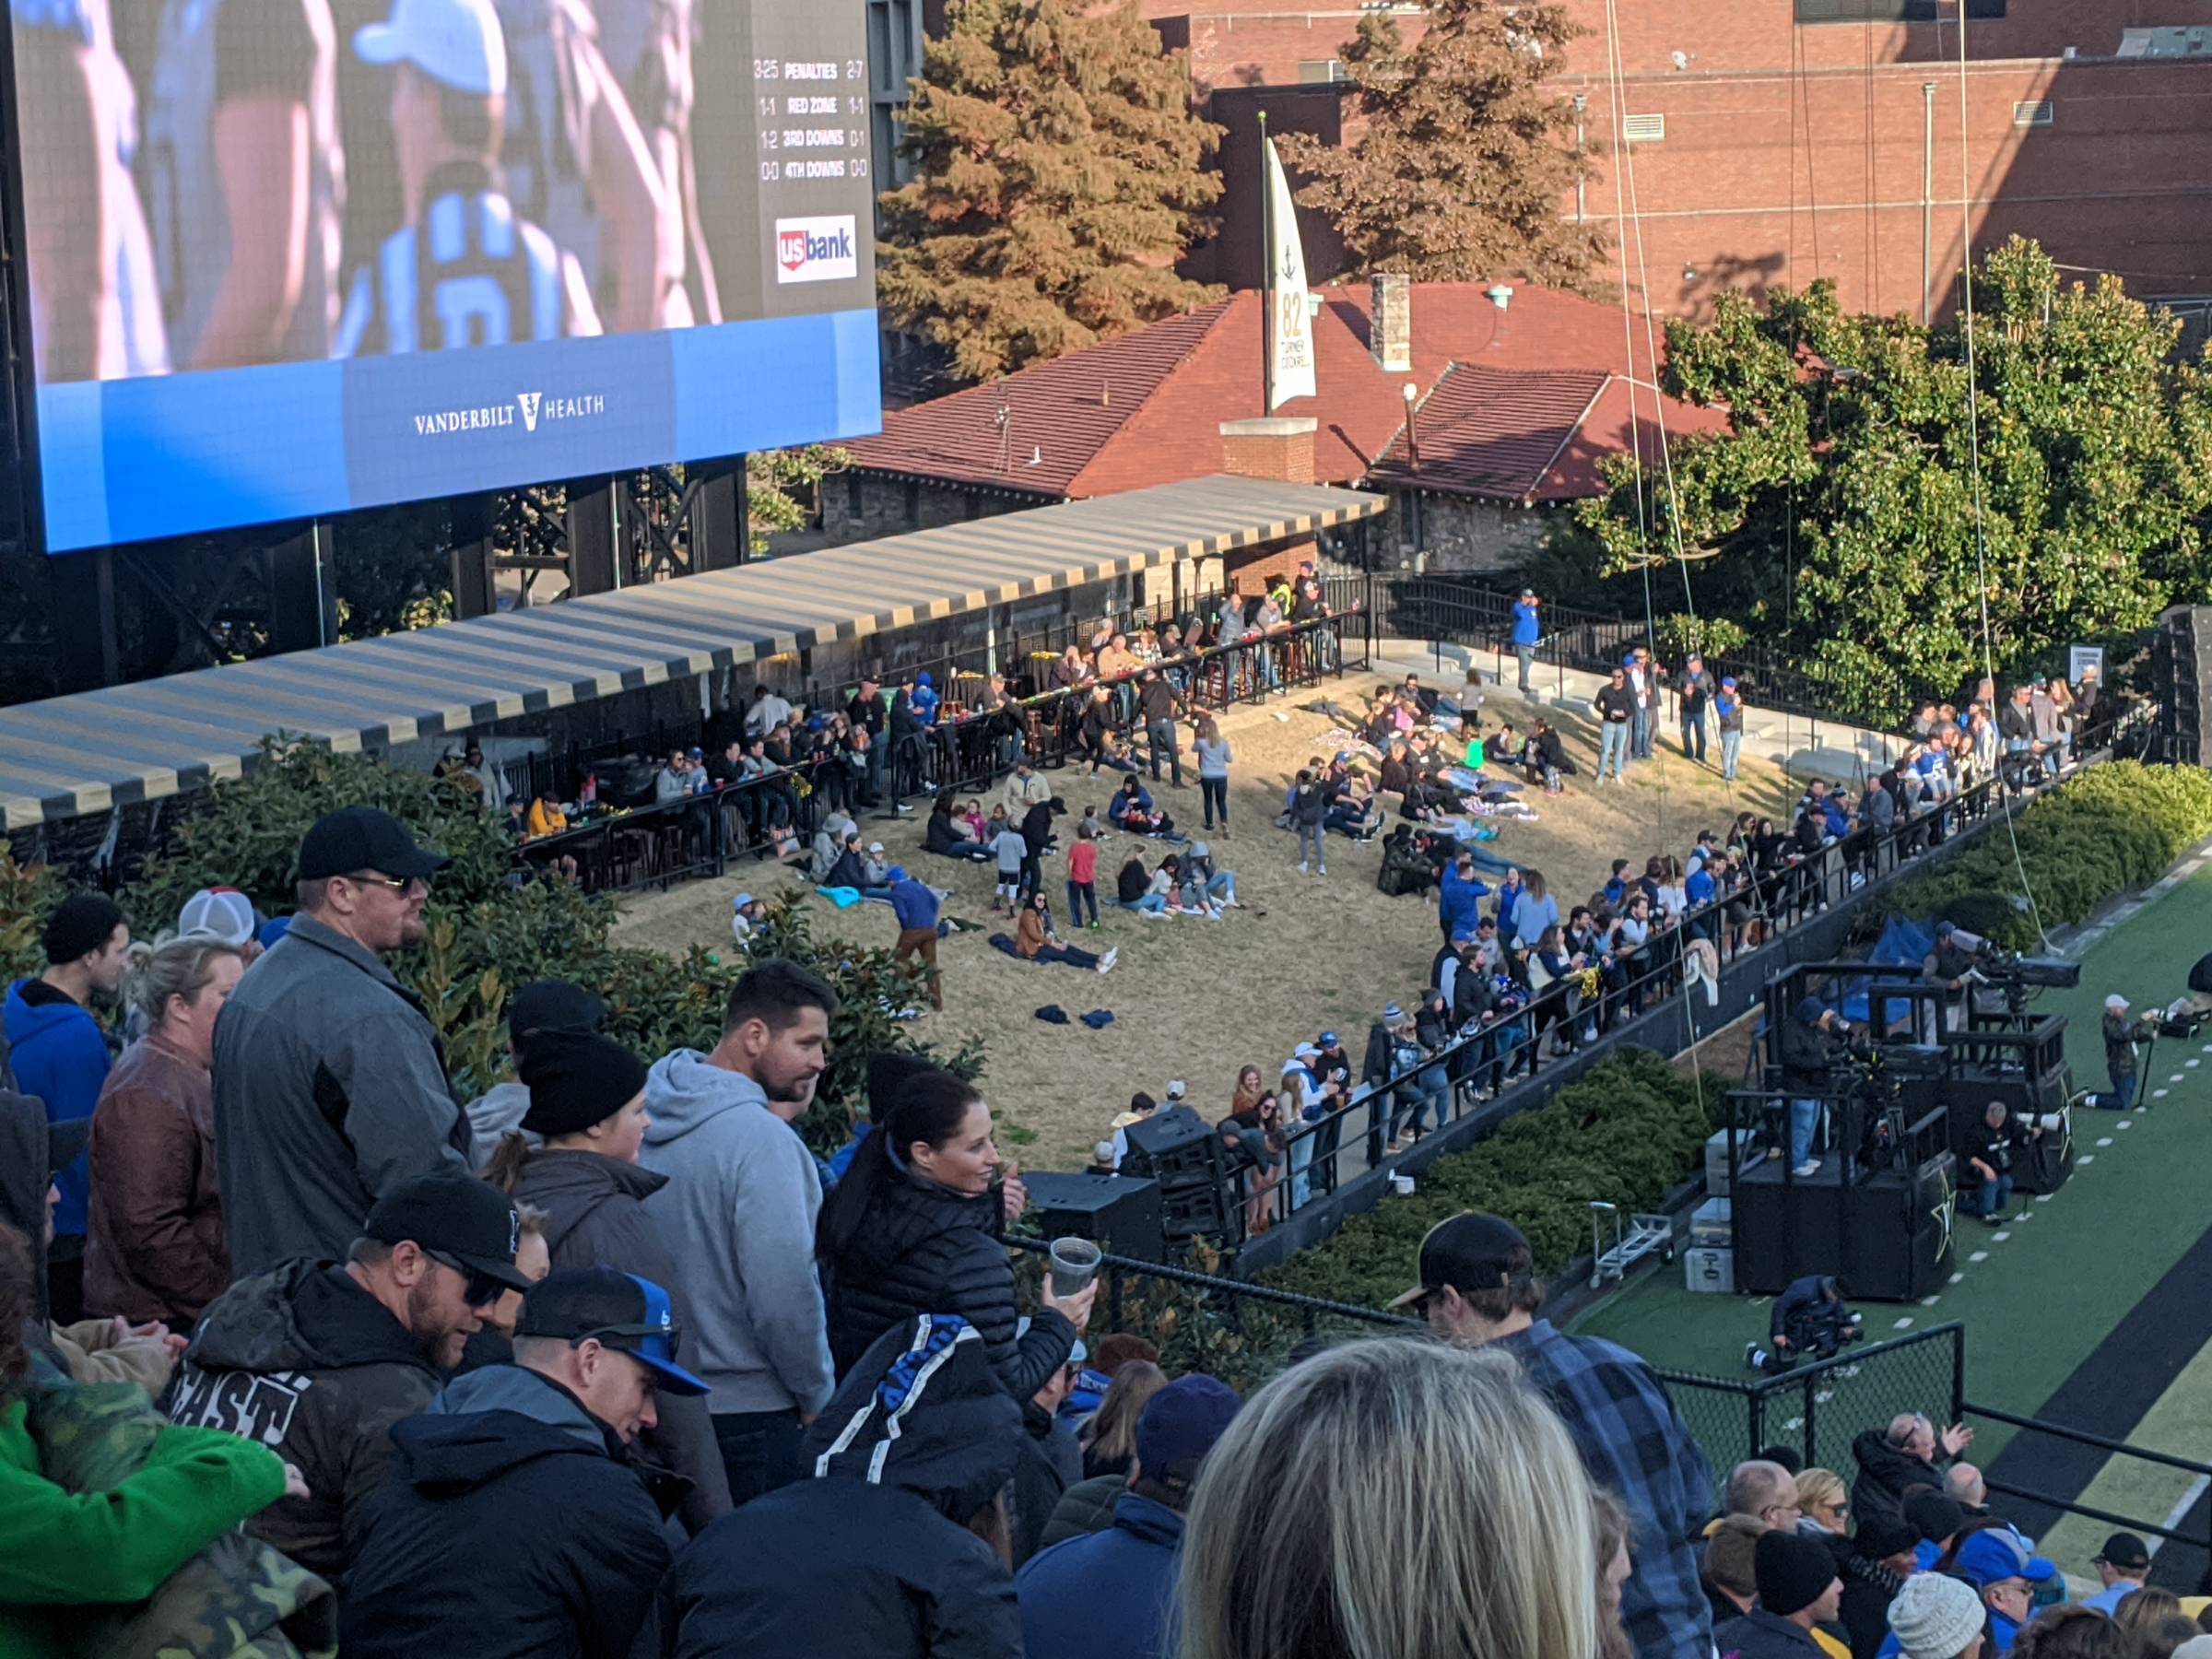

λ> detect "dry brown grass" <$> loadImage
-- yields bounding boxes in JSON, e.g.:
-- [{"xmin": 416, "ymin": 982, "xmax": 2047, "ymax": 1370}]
[{"xmin": 611, "ymin": 677, "xmax": 1796, "ymax": 1171}]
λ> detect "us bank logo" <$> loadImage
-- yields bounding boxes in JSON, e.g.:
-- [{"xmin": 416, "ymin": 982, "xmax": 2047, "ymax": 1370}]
[
  {"xmin": 411, "ymin": 391, "xmax": 606, "ymax": 438},
  {"xmin": 775, "ymin": 215, "xmax": 859, "ymax": 284}
]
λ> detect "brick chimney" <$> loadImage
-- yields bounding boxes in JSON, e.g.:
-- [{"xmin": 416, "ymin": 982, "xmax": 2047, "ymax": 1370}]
[
  {"xmin": 1217, "ymin": 418, "xmax": 1319, "ymax": 587},
  {"xmin": 1219, "ymin": 417, "xmax": 1317, "ymax": 485},
  {"xmin": 1371, "ymin": 272, "xmax": 1411, "ymax": 372}
]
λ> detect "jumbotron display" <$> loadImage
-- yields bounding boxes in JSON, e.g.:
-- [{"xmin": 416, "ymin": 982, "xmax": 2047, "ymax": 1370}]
[{"xmin": 9, "ymin": 0, "xmax": 881, "ymax": 552}]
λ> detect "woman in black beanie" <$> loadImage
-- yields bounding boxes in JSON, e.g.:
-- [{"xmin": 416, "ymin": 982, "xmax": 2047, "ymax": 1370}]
[{"xmin": 481, "ymin": 1029, "xmax": 733, "ymax": 1531}]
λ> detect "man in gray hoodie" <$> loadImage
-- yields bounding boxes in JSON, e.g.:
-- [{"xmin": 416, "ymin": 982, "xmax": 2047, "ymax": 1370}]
[{"xmin": 641, "ymin": 958, "xmax": 841, "ymax": 1504}]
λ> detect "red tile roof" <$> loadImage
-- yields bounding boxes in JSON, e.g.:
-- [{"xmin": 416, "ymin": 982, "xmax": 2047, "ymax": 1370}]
[
  {"xmin": 841, "ymin": 280, "xmax": 1690, "ymax": 499},
  {"xmin": 1365, "ymin": 365, "xmax": 1729, "ymax": 503}
]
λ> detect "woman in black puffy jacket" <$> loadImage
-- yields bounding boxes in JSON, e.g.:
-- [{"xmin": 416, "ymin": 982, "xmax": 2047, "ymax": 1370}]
[{"xmin": 817, "ymin": 1068, "xmax": 1094, "ymax": 1398}]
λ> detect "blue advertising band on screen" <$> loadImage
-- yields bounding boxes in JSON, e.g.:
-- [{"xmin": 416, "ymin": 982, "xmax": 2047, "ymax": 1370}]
[{"xmin": 36, "ymin": 311, "xmax": 883, "ymax": 552}]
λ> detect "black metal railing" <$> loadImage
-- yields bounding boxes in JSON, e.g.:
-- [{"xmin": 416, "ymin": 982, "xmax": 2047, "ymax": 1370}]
[
  {"xmin": 1967, "ymin": 1401, "xmax": 2212, "ymax": 1574},
  {"xmin": 1236, "ymin": 759, "xmax": 2038, "ymax": 1237},
  {"xmin": 504, "ymin": 615, "xmax": 1362, "ymax": 895}
]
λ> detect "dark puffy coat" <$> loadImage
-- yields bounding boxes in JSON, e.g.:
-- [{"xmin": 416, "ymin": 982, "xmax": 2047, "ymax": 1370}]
[
  {"xmin": 1849, "ymin": 1428, "xmax": 1943, "ymax": 1528},
  {"xmin": 340, "ymin": 1365, "xmax": 671, "ymax": 1658},
  {"xmin": 507, "ymin": 1148, "xmax": 732, "ymax": 1531},
  {"xmin": 655, "ymin": 1314, "xmax": 1023, "ymax": 1659},
  {"xmin": 164, "ymin": 1259, "xmax": 439, "ymax": 1581},
  {"xmin": 1040, "ymin": 1473, "xmax": 1125, "ymax": 1550},
  {"xmin": 1014, "ymin": 1399, "xmax": 1083, "ymax": 1568},
  {"xmin": 824, "ymin": 1168, "xmax": 1074, "ymax": 1397}
]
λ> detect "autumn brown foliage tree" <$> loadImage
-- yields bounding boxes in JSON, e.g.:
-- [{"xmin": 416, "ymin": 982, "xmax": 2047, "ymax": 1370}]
[
  {"xmin": 877, "ymin": 0, "xmax": 1224, "ymax": 382},
  {"xmin": 1277, "ymin": 0, "xmax": 1603, "ymax": 288}
]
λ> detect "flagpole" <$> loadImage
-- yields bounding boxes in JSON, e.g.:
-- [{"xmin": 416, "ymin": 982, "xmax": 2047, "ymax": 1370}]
[{"xmin": 1259, "ymin": 111, "xmax": 1274, "ymax": 415}]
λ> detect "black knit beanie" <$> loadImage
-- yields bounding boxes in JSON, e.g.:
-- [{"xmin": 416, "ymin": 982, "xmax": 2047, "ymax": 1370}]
[
  {"xmin": 1755, "ymin": 1529, "xmax": 1838, "ymax": 1618},
  {"xmin": 519, "ymin": 1030, "xmax": 649, "ymax": 1137},
  {"xmin": 42, "ymin": 892, "xmax": 125, "ymax": 965}
]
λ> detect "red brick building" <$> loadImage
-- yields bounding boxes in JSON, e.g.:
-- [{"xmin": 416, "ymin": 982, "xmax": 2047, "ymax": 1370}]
[
  {"xmin": 826, "ymin": 278, "xmax": 1721, "ymax": 579},
  {"xmin": 1153, "ymin": 0, "xmax": 2212, "ymax": 320}
]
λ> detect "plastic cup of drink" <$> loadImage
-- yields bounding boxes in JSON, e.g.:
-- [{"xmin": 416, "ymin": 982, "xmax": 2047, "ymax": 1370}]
[{"xmin": 1048, "ymin": 1237, "xmax": 1102, "ymax": 1299}]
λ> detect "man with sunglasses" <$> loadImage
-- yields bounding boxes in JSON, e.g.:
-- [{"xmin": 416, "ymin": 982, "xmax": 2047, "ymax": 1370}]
[
  {"xmin": 341, "ymin": 1266, "xmax": 709, "ymax": 1658},
  {"xmin": 215, "ymin": 806, "xmax": 474, "ymax": 1276},
  {"xmin": 165, "ymin": 1171, "xmax": 534, "ymax": 1583}
]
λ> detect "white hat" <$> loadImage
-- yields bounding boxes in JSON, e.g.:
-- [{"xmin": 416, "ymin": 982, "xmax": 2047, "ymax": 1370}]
[
  {"xmin": 178, "ymin": 887, "xmax": 256, "ymax": 948},
  {"xmin": 356, "ymin": 0, "xmax": 507, "ymax": 97},
  {"xmin": 1164, "ymin": 1080, "xmax": 1187, "ymax": 1100},
  {"xmin": 2106, "ymin": 993, "xmax": 2129, "ymax": 1010},
  {"xmin": 1094, "ymin": 1139, "xmax": 1118, "ymax": 1164},
  {"xmin": 1292, "ymin": 1042, "xmax": 1319, "ymax": 1060},
  {"xmin": 868, "ymin": 841, "xmax": 885, "ymax": 854},
  {"xmin": 1886, "ymin": 1572, "xmax": 1985, "ymax": 1659}
]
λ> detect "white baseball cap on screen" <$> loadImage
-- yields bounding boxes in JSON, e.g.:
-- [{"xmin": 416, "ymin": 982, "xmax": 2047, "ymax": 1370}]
[{"xmin": 355, "ymin": 0, "xmax": 508, "ymax": 99}]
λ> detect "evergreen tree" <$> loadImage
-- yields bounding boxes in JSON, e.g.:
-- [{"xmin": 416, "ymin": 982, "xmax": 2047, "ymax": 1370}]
[
  {"xmin": 1277, "ymin": 0, "xmax": 1603, "ymax": 288},
  {"xmin": 1577, "ymin": 238, "xmax": 2212, "ymax": 722},
  {"xmin": 878, "ymin": 0, "xmax": 1224, "ymax": 382}
]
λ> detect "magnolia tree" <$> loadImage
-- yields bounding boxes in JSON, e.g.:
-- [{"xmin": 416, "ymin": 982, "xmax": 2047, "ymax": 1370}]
[{"xmin": 1578, "ymin": 238, "xmax": 2212, "ymax": 721}]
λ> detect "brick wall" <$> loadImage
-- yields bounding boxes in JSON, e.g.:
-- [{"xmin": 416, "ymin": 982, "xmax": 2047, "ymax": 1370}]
[{"xmin": 1167, "ymin": 1, "xmax": 2212, "ymax": 321}]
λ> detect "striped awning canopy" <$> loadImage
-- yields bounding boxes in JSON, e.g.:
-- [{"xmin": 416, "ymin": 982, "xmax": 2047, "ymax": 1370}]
[{"xmin": 0, "ymin": 475, "xmax": 1382, "ymax": 830}]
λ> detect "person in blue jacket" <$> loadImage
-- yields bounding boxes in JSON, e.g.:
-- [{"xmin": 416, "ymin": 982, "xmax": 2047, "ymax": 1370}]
[
  {"xmin": 1510, "ymin": 589, "xmax": 1542, "ymax": 693},
  {"xmin": 1435, "ymin": 851, "xmax": 1490, "ymax": 944},
  {"xmin": 1016, "ymin": 1373, "xmax": 1243, "ymax": 1659},
  {"xmin": 4, "ymin": 891, "xmax": 129, "ymax": 1321}
]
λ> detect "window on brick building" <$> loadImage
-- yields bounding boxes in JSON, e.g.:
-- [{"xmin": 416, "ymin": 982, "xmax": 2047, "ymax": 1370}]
[
  {"xmin": 1794, "ymin": 0, "xmax": 2004, "ymax": 21},
  {"xmin": 1296, "ymin": 59, "xmax": 1347, "ymax": 83}
]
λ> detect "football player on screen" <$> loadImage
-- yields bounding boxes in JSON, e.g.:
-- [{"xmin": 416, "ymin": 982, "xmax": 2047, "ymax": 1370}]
[
  {"xmin": 142, "ymin": 0, "xmax": 345, "ymax": 371},
  {"xmin": 335, "ymin": 0, "xmax": 600, "ymax": 353},
  {"xmin": 16, "ymin": 0, "xmax": 171, "ymax": 381},
  {"xmin": 493, "ymin": 0, "xmax": 683, "ymax": 332}
]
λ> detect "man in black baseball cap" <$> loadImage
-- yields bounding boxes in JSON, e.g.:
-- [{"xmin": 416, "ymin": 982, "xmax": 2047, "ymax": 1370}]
[
  {"xmin": 214, "ymin": 806, "xmax": 472, "ymax": 1276},
  {"xmin": 2086, "ymin": 1531, "xmax": 2152, "ymax": 1614},
  {"xmin": 340, "ymin": 1266, "xmax": 694, "ymax": 1657},
  {"xmin": 166, "ymin": 1171, "xmax": 529, "ymax": 1581},
  {"xmin": 1397, "ymin": 1211, "xmax": 1718, "ymax": 1659}
]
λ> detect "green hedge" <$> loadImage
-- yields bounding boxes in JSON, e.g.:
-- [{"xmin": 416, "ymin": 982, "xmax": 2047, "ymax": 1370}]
[
  {"xmin": 6, "ymin": 742, "xmax": 973, "ymax": 1155},
  {"xmin": 1874, "ymin": 760, "xmax": 2212, "ymax": 949},
  {"xmin": 1260, "ymin": 1049, "xmax": 1719, "ymax": 1311}
]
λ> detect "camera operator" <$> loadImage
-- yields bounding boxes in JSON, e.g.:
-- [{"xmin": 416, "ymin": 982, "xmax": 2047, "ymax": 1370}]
[
  {"xmin": 1778, "ymin": 996, "xmax": 1847, "ymax": 1178},
  {"xmin": 1921, "ymin": 921, "xmax": 1985, "ymax": 1036},
  {"xmin": 1959, "ymin": 1100, "xmax": 2041, "ymax": 1225},
  {"xmin": 1746, "ymin": 1275, "xmax": 1864, "ymax": 1372},
  {"xmin": 2096, "ymin": 994, "xmax": 2154, "ymax": 1112}
]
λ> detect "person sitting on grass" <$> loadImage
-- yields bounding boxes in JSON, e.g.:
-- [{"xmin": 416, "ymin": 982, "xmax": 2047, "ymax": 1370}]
[
  {"xmin": 924, "ymin": 793, "xmax": 994, "ymax": 863},
  {"xmin": 993, "ymin": 891, "xmax": 1116, "ymax": 974},
  {"xmin": 1110, "ymin": 776, "xmax": 1176, "ymax": 840},
  {"xmin": 1182, "ymin": 841, "xmax": 1239, "ymax": 908},
  {"xmin": 962, "ymin": 798, "xmax": 992, "ymax": 843},
  {"xmin": 1117, "ymin": 853, "xmax": 1169, "ymax": 917},
  {"xmin": 1160, "ymin": 856, "xmax": 1220, "ymax": 920}
]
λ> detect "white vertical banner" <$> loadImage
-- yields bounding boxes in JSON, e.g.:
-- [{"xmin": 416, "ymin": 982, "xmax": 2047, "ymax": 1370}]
[{"xmin": 1265, "ymin": 136, "xmax": 1317, "ymax": 409}]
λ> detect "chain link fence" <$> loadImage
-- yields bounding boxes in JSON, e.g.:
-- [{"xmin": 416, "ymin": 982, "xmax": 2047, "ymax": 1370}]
[{"xmin": 1655, "ymin": 1324, "xmax": 1966, "ymax": 1479}]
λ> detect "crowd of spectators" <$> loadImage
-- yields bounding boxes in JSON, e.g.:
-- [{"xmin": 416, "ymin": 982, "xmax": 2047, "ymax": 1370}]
[{"xmin": 0, "ymin": 813, "xmax": 2197, "ymax": 1659}]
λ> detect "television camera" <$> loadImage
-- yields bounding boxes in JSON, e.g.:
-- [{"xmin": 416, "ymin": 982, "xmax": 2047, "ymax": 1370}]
[{"xmin": 1957, "ymin": 945, "xmax": 2081, "ymax": 1018}]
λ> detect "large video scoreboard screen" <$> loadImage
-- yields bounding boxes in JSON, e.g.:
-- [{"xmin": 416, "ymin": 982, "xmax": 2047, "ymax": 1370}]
[{"xmin": 7, "ymin": 0, "xmax": 882, "ymax": 552}]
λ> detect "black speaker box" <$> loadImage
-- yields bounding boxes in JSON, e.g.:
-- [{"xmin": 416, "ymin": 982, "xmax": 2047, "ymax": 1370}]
[
  {"xmin": 1021, "ymin": 1172, "xmax": 1164, "ymax": 1265},
  {"xmin": 1841, "ymin": 1153, "xmax": 1956, "ymax": 1301},
  {"xmin": 1121, "ymin": 1106, "xmax": 1232, "ymax": 1242},
  {"xmin": 1732, "ymin": 1148, "xmax": 1957, "ymax": 1300},
  {"xmin": 1730, "ymin": 1159, "xmax": 1846, "ymax": 1296}
]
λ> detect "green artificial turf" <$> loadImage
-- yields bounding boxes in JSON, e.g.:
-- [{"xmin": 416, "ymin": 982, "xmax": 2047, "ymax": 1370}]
[{"xmin": 1569, "ymin": 856, "xmax": 2212, "ymax": 1473}]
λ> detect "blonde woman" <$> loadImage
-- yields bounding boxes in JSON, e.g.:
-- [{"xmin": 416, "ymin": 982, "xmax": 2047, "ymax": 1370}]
[
  {"xmin": 1178, "ymin": 1339, "xmax": 1599, "ymax": 1659},
  {"xmin": 1795, "ymin": 1467, "xmax": 1850, "ymax": 1538}
]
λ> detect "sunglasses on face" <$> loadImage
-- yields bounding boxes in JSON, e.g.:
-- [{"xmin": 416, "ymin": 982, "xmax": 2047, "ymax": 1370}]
[
  {"xmin": 423, "ymin": 1249, "xmax": 507, "ymax": 1306},
  {"xmin": 348, "ymin": 872, "xmax": 429, "ymax": 896}
]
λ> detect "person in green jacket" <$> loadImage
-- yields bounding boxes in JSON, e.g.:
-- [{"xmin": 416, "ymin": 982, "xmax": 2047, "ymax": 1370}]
[{"xmin": 0, "ymin": 1218, "xmax": 302, "ymax": 1655}]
